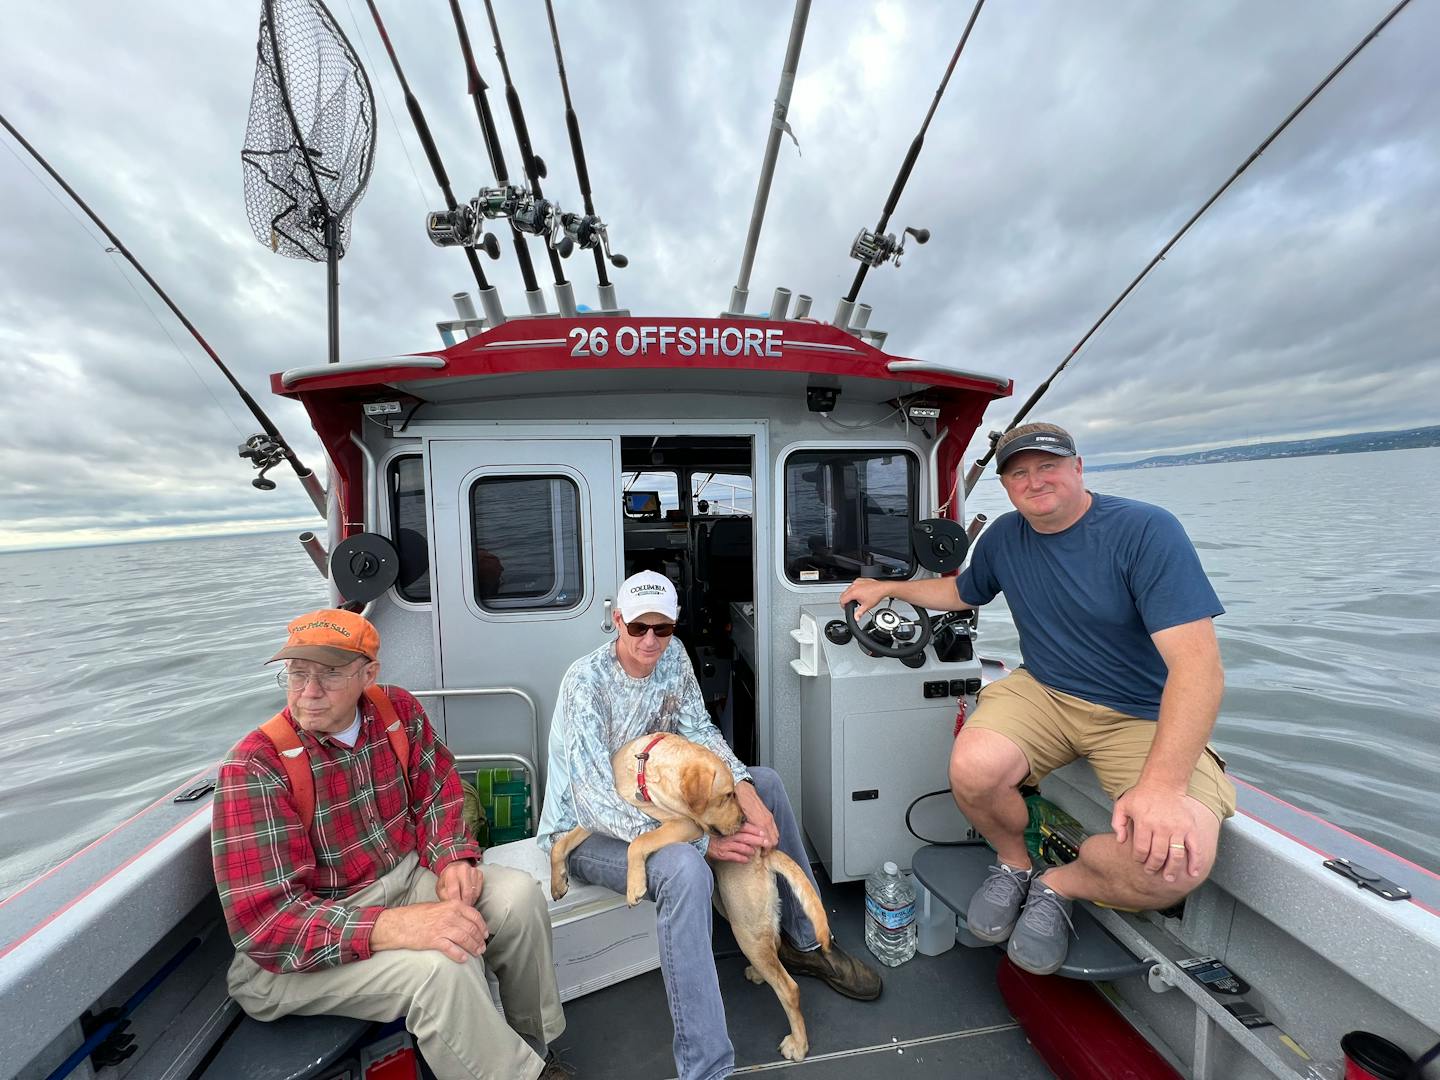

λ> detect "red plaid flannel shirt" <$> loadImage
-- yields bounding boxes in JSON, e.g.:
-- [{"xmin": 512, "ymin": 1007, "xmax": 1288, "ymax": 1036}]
[{"xmin": 211, "ymin": 686, "xmax": 480, "ymax": 974}]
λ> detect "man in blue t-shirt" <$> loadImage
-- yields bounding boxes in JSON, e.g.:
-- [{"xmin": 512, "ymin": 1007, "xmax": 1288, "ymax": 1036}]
[{"xmin": 840, "ymin": 423, "xmax": 1234, "ymax": 975}]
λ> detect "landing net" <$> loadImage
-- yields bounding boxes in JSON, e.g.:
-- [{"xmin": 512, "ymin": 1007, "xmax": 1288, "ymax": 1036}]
[{"xmin": 240, "ymin": 0, "xmax": 376, "ymax": 261}]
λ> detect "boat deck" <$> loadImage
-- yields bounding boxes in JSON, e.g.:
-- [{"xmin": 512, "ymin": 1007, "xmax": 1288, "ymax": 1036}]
[{"xmin": 550, "ymin": 869, "xmax": 1051, "ymax": 1079}]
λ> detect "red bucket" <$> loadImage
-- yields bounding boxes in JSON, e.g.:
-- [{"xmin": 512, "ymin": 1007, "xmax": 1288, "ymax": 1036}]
[{"xmin": 1341, "ymin": 1031, "xmax": 1414, "ymax": 1080}]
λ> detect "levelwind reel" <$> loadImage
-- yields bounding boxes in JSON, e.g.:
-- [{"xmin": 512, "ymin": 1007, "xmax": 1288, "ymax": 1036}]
[
  {"xmin": 426, "ymin": 184, "xmax": 625, "ymax": 267},
  {"xmin": 238, "ymin": 434, "xmax": 291, "ymax": 490},
  {"xmin": 850, "ymin": 224, "xmax": 931, "ymax": 269}
]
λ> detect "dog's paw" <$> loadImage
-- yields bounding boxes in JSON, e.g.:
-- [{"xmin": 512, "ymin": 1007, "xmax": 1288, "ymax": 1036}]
[
  {"xmin": 779, "ymin": 1034, "xmax": 807, "ymax": 1062},
  {"xmin": 625, "ymin": 874, "xmax": 647, "ymax": 906},
  {"xmin": 744, "ymin": 965, "xmax": 766, "ymax": 985},
  {"xmin": 549, "ymin": 868, "xmax": 570, "ymax": 901}
]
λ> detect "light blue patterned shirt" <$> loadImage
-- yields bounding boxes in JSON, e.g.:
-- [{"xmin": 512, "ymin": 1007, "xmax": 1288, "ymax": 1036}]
[{"xmin": 537, "ymin": 639, "xmax": 750, "ymax": 854}]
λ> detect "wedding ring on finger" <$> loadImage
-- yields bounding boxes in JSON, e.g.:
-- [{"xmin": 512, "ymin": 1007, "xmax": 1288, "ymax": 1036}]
[{"xmin": 1169, "ymin": 842, "xmax": 1187, "ymax": 850}]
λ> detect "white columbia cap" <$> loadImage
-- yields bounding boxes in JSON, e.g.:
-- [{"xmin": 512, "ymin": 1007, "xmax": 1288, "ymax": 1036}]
[{"xmin": 617, "ymin": 570, "xmax": 679, "ymax": 621}]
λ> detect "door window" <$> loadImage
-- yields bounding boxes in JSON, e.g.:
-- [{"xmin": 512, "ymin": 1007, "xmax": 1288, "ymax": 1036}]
[
  {"xmin": 784, "ymin": 450, "xmax": 917, "ymax": 584},
  {"xmin": 469, "ymin": 475, "xmax": 583, "ymax": 610},
  {"xmin": 390, "ymin": 455, "xmax": 430, "ymax": 603}
]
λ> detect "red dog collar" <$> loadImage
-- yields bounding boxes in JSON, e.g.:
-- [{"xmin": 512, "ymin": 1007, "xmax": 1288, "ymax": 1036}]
[{"xmin": 634, "ymin": 733, "xmax": 668, "ymax": 803}]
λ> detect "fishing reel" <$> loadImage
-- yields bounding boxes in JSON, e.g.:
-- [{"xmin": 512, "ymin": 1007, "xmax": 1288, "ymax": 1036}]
[
  {"xmin": 558, "ymin": 212, "xmax": 629, "ymax": 268},
  {"xmin": 473, "ymin": 183, "xmax": 525, "ymax": 220},
  {"xmin": 424, "ymin": 203, "xmax": 502, "ymax": 259},
  {"xmin": 849, "ymin": 225, "xmax": 931, "ymax": 268},
  {"xmin": 513, "ymin": 193, "xmax": 564, "ymax": 249},
  {"xmin": 238, "ymin": 433, "xmax": 288, "ymax": 491},
  {"xmin": 470, "ymin": 184, "xmax": 567, "ymax": 251}
]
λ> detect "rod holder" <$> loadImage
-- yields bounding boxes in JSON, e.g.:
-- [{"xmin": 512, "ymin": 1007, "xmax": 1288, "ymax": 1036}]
[
  {"xmin": 555, "ymin": 280, "xmax": 578, "ymax": 318},
  {"xmin": 479, "ymin": 287, "xmax": 506, "ymax": 328},
  {"xmin": 966, "ymin": 513, "xmax": 988, "ymax": 542},
  {"xmin": 597, "ymin": 282, "xmax": 618, "ymax": 311},
  {"xmin": 769, "ymin": 287, "xmax": 792, "ymax": 320},
  {"xmin": 298, "ymin": 470, "xmax": 328, "ymax": 517},
  {"xmin": 849, "ymin": 303, "xmax": 872, "ymax": 330},
  {"xmin": 299, "ymin": 531, "xmax": 329, "ymax": 578},
  {"xmin": 793, "ymin": 294, "xmax": 813, "ymax": 319},
  {"xmin": 452, "ymin": 292, "xmax": 478, "ymax": 321},
  {"xmin": 728, "ymin": 286, "xmax": 749, "ymax": 315},
  {"xmin": 833, "ymin": 297, "xmax": 855, "ymax": 328},
  {"xmin": 524, "ymin": 288, "xmax": 547, "ymax": 316}
]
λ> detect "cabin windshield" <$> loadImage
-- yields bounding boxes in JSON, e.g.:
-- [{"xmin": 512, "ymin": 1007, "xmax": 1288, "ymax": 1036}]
[{"xmin": 783, "ymin": 448, "xmax": 918, "ymax": 584}]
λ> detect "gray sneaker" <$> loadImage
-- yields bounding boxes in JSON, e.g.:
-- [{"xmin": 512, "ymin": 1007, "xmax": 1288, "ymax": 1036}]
[
  {"xmin": 965, "ymin": 863, "xmax": 1033, "ymax": 943},
  {"xmin": 1006, "ymin": 873, "xmax": 1075, "ymax": 975}
]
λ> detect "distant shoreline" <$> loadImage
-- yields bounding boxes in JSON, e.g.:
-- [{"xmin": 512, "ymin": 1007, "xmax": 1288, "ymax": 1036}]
[
  {"xmin": 1089, "ymin": 425, "xmax": 1440, "ymax": 472},
  {"xmin": 7, "ymin": 432, "xmax": 1437, "ymax": 551},
  {"xmin": 0, "ymin": 525, "xmax": 304, "ymax": 557}
]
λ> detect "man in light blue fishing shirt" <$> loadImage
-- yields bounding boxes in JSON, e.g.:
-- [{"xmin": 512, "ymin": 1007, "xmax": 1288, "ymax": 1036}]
[{"xmin": 537, "ymin": 571, "xmax": 880, "ymax": 1080}]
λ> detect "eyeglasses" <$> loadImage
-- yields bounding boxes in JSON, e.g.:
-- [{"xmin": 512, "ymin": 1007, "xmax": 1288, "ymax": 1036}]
[
  {"xmin": 623, "ymin": 620, "xmax": 676, "ymax": 639},
  {"xmin": 277, "ymin": 666, "xmax": 364, "ymax": 692}
]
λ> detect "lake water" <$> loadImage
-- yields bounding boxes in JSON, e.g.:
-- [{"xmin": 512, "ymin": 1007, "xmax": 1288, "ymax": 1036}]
[{"xmin": 0, "ymin": 448, "xmax": 1436, "ymax": 899}]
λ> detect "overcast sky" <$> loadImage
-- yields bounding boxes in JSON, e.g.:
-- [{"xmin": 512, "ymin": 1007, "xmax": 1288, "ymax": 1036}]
[{"xmin": 2, "ymin": 1, "xmax": 1436, "ymax": 551}]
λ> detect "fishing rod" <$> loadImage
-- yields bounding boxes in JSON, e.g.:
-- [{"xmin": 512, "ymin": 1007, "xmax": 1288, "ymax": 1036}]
[
  {"xmin": 962, "ymin": 0, "xmax": 1416, "ymax": 498},
  {"xmin": 362, "ymin": 0, "xmax": 499, "ymax": 308},
  {"xmin": 442, "ymin": 0, "xmax": 546, "ymax": 314},
  {"xmin": 729, "ymin": 0, "xmax": 810, "ymax": 317},
  {"xmin": 836, "ymin": 0, "xmax": 986, "ymax": 327},
  {"xmin": 479, "ymin": 0, "xmax": 576, "ymax": 315},
  {"xmin": 543, "ymin": 0, "xmax": 628, "ymax": 309},
  {"xmin": 0, "ymin": 110, "xmax": 326, "ymax": 515}
]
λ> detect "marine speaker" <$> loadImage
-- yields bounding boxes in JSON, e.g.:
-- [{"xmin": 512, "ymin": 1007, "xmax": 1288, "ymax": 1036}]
[
  {"xmin": 330, "ymin": 532, "xmax": 400, "ymax": 604},
  {"xmin": 910, "ymin": 518, "xmax": 969, "ymax": 573}
]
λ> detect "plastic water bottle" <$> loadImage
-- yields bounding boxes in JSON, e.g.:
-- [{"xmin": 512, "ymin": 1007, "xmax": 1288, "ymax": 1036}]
[{"xmin": 864, "ymin": 861, "xmax": 917, "ymax": 967}]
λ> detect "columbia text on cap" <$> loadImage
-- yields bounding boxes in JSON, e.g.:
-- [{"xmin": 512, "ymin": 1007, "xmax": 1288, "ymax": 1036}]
[{"xmin": 617, "ymin": 570, "xmax": 679, "ymax": 621}]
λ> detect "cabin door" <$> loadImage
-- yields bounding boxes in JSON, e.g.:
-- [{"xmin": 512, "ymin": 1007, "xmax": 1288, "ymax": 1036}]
[{"xmin": 427, "ymin": 436, "xmax": 621, "ymax": 800}]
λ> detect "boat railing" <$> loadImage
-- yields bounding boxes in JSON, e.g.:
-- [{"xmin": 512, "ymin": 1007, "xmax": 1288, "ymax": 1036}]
[{"xmin": 412, "ymin": 686, "xmax": 540, "ymax": 834}]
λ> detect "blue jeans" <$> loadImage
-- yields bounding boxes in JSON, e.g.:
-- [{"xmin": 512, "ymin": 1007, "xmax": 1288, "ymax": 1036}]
[{"xmin": 566, "ymin": 766, "xmax": 820, "ymax": 1080}]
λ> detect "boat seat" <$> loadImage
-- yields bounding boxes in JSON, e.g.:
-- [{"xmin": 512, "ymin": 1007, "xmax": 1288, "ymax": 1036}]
[
  {"xmin": 911, "ymin": 843, "xmax": 1155, "ymax": 981},
  {"xmin": 199, "ymin": 1012, "xmax": 369, "ymax": 1080}
]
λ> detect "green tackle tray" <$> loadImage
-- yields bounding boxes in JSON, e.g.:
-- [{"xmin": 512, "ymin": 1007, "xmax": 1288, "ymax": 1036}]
[{"xmin": 470, "ymin": 766, "xmax": 532, "ymax": 847}]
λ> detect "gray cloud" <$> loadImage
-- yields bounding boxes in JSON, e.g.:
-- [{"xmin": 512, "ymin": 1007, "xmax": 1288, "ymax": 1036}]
[{"xmin": 1, "ymin": 0, "xmax": 1436, "ymax": 547}]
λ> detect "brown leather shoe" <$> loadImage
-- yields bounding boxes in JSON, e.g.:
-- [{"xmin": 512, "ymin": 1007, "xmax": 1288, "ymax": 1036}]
[{"xmin": 777, "ymin": 937, "xmax": 883, "ymax": 1001}]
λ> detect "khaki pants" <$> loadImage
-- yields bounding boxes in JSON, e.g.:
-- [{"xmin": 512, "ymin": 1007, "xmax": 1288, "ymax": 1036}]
[
  {"xmin": 968, "ymin": 668, "xmax": 1237, "ymax": 823},
  {"xmin": 228, "ymin": 853, "xmax": 566, "ymax": 1080}
]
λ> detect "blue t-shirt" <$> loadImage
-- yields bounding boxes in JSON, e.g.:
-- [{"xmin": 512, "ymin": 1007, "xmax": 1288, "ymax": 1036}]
[{"xmin": 957, "ymin": 493, "xmax": 1222, "ymax": 720}]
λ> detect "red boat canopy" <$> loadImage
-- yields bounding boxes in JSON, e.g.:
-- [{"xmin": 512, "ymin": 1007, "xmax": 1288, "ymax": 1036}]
[
  {"xmin": 270, "ymin": 315, "xmax": 1011, "ymax": 539},
  {"xmin": 270, "ymin": 315, "xmax": 1012, "ymax": 401}
]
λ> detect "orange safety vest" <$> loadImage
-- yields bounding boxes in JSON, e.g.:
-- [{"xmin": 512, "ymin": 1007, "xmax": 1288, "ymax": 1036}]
[{"xmin": 259, "ymin": 684, "xmax": 412, "ymax": 832}]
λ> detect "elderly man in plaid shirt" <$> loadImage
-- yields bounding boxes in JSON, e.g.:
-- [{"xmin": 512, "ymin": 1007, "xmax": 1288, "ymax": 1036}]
[{"xmin": 212, "ymin": 609, "xmax": 569, "ymax": 1080}]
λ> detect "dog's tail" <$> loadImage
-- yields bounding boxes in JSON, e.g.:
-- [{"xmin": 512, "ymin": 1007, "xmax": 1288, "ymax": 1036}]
[{"xmin": 769, "ymin": 850, "xmax": 833, "ymax": 951}]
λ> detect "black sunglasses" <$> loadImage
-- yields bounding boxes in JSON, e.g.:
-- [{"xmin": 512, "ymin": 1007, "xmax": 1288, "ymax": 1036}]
[{"xmin": 624, "ymin": 620, "xmax": 676, "ymax": 638}]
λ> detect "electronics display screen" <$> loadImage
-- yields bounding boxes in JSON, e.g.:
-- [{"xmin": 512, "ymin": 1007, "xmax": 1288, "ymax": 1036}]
[{"xmin": 623, "ymin": 491, "xmax": 661, "ymax": 519}]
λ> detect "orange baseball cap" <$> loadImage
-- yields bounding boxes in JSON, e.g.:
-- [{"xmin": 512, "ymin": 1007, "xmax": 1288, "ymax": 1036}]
[{"xmin": 268, "ymin": 608, "xmax": 380, "ymax": 666}]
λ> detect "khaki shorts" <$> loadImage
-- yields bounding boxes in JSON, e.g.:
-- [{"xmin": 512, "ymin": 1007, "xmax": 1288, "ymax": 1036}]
[{"xmin": 967, "ymin": 668, "xmax": 1236, "ymax": 823}]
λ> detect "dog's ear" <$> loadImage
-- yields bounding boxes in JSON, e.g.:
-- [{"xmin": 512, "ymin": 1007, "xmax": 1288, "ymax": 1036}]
[{"xmin": 682, "ymin": 762, "xmax": 715, "ymax": 816}]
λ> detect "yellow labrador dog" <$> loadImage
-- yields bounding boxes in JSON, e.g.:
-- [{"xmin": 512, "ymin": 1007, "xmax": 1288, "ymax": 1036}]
[{"xmin": 549, "ymin": 732, "xmax": 833, "ymax": 1062}]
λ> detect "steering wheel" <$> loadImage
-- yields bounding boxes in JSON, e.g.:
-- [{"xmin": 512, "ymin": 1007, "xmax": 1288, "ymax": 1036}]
[{"xmin": 844, "ymin": 599, "xmax": 933, "ymax": 660}]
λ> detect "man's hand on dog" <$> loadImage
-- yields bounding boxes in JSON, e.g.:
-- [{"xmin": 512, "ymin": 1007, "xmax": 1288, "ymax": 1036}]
[
  {"xmin": 371, "ymin": 898, "xmax": 489, "ymax": 963},
  {"xmin": 707, "ymin": 822, "xmax": 770, "ymax": 862},
  {"xmin": 709, "ymin": 781, "xmax": 780, "ymax": 862}
]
